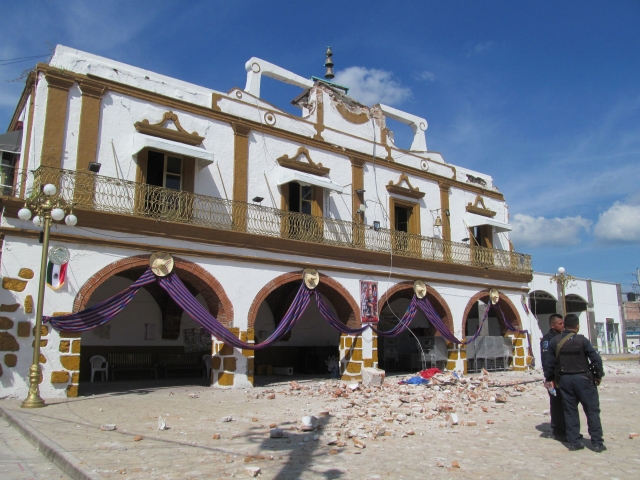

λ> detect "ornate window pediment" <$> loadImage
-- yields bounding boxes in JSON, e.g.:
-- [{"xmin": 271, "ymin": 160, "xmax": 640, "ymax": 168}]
[
  {"xmin": 466, "ymin": 195, "xmax": 496, "ymax": 217},
  {"xmin": 386, "ymin": 173, "xmax": 425, "ymax": 199},
  {"xmin": 134, "ymin": 111, "xmax": 205, "ymax": 146},
  {"xmin": 276, "ymin": 146, "xmax": 330, "ymax": 176}
]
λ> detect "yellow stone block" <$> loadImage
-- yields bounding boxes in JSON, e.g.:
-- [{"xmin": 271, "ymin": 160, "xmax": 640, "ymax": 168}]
[
  {"xmin": 32, "ymin": 339, "xmax": 48, "ymax": 348},
  {"xmin": 372, "ymin": 337, "xmax": 378, "ymax": 348},
  {"xmin": 4, "ymin": 353, "xmax": 17, "ymax": 367},
  {"xmin": 515, "ymin": 357, "xmax": 525, "ymax": 366},
  {"xmin": 512, "ymin": 366, "xmax": 528, "ymax": 371},
  {"xmin": 59, "ymin": 331, "xmax": 81, "ymax": 338},
  {"xmin": 39, "ymin": 354, "xmax": 46, "ymax": 364},
  {"xmin": 2, "ymin": 278, "xmax": 27, "ymax": 292},
  {"xmin": 223, "ymin": 357, "xmax": 237, "ymax": 372},
  {"xmin": 354, "ymin": 337, "xmax": 363, "ymax": 348},
  {"xmin": 446, "ymin": 361, "xmax": 456, "ymax": 371},
  {"xmin": 219, "ymin": 344, "xmax": 234, "ymax": 356},
  {"xmin": 0, "ymin": 317, "xmax": 14, "ymax": 329},
  {"xmin": 60, "ymin": 355, "xmax": 80, "ymax": 371},
  {"xmin": 51, "ymin": 371, "xmax": 70, "ymax": 383},
  {"xmin": 71, "ymin": 372, "xmax": 79, "ymax": 383},
  {"xmin": 340, "ymin": 337, "xmax": 344, "ymax": 349},
  {"xmin": 460, "ymin": 350, "xmax": 467, "ymax": 360},
  {"xmin": 351, "ymin": 349, "xmax": 362, "ymax": 361},
  {"xmin": 18, "ymin": 268, "xmax": 34, "ymax": 279},
  {"xmin": 32, "ymin": 325, "xmax": 48, "ymax": 337},
  {"xmin": 242, "ymin": 349, "xmax": 254, "ymax": 357},
  {"xmin": 246, "ymin": 328, "xmax": 255, "ymax": 341},
  {"xmin": 346, "ymin": 362, "xmax": 361, "ymax": 374},
  {"xmin": 211, "ymin": 356, "xmax": 221, "ymax": 370},
  {"xmin": 59, "ymin": 340, "xmax": 70, "ymax": 353},
  {"xmin": 247, "ymin": 375, "xmax": 254, "ymax": 386},
  {"xmin": 71, "ymin": 340, "xmax": 81, "ymax": 354},
  {"xmin": 66, "ymin": 385, "xmax": 79, "ymax": 397},
  {"xmin": 372, "ymin": 350, "xmax": 378, "ymax": 362},
  {"xmin": 240, "ymin": 331, "xmax": 247, "ymax": 342},
  {"xmin": 228, "ymin": 327, "xmax": 240, "ymax": 338},
  {"xmin": 514, "ymin": 339, "xmax": 524, "ymax": 346},
  {"xmin": 17, "ymin": 322, "xmax": 31, "ymax": 337},
  {"xmin": 247, "ymin": 358, "xmax": 254, "ymax": 375},
  {"xmin": 515, "ymin": 347, "xmax": 524, "ymax": 357},
  {"xmin": 341, "ymin": 374, "xmax": 362, "ymax": 381},
  {"xmin": 52, "ymin": 312, "xmax": 72, "ymax": 318},
  {"xmin": 218, "ymin": 372, "xmax": 234, "ymax": 386},
  {"xmin": 345, "ymin": 337, "xmax": 352, "ymax": 348},
  {"xmin": 24, "ymin": 295, "xmax": 33, "ymax": 314},
  {"xmin": 363, "ymin": 359, "xmax": 373, "ymax": 368},
  {"xmin": 448, "ymin": 351, "xmax": 459, "ymax": 360}
]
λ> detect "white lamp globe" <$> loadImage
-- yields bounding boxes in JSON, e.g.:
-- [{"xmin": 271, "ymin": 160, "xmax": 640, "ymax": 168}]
[
  {"xmin": 32, "ymin": 215, "xmax": 43, "ymax": 227},
  {"xmin": 51, "ymin": 208, "xmax": 65, "ymax": 221},
  {"xmin": 17, "ymin": 208, "xmax": 32, "ymax": 220},
  {"xmin": 557, "ymin": 267, "xmax": 566, "ymax": 275},
  {"xmin": 43, "ymin": 184, "xmax": 57, "ymax": 196},
  {"xmin": 65, "ymin": 214, "xmax": 78, "ymax": 226}
]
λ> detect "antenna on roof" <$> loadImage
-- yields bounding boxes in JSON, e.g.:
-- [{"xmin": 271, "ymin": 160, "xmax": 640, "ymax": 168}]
[{"xmin": 324, "ymin": 47, "xmax": 334, "ymax": 79}]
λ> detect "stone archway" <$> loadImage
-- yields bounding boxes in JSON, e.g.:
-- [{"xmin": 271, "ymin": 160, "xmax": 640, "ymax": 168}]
[
  {"xmin": 73, "ymin": 254, "xmax": 233, "ymax": 325},
  {"xmin": 461, "ymin": 290, "xmax": 522, "ymax": 337},
  {"xmin": 247, "ymin": 271, "xmax": 360, "ymax": 330},
  {"xmin": 378, "ymin": 281, "xmax": 454, "ymax": 336}
]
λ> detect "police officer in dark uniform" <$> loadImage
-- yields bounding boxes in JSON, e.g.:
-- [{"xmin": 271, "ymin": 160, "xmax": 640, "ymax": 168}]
[
  {"xmin": 540, "ymin": 313, "xmax": 566, "ymax": 440},
  {"xmin": 544, "ymin": 314, "xmax": 606, "ymax": 452}
]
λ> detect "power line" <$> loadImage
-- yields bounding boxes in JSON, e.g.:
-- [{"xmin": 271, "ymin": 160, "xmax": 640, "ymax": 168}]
[{"xmin": 0, "ymin": 54, "xmax": 50, "ymax": 67}]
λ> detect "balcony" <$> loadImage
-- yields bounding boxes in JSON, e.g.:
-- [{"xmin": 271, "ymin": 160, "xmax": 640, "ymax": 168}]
[{"xmin": 11, "ymin": 166, "xmax": 531, "ymax": 275}]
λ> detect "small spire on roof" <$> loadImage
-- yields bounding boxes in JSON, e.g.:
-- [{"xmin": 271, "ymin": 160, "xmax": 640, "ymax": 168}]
[{"xmin": 324, "ymin": 47, "xmax": 334, "ymax": 79}]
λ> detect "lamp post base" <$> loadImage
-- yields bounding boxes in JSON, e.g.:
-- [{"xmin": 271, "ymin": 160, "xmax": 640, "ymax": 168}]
[{"xmin": 21, "ymin": 365, "xmax": 46, "ymax": 408}]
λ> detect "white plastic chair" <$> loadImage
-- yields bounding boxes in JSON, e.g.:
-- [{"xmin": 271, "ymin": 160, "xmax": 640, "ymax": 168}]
[
  {"xmin": 202, "ymin": 354, "xmax": 212, "ymax": 379},
  {"xmin": 90, "ymin": 355, "xmax": 108, "ymax": 382}
]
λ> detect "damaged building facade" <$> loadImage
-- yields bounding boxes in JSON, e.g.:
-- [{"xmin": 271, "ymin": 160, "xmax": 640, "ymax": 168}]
[{"xmin": 0, "ymin": 46, "xmax": 542, "ymax": 399}]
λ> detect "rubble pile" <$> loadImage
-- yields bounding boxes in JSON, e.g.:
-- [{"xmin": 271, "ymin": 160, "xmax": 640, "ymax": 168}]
[{"xmin": 246, "ymin": 369, "xmax": 543, "ymax": 454}]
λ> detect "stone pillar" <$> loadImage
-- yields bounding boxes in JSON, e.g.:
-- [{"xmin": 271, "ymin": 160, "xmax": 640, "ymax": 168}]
[
  {"xmin": 340, "ymin": 333, "xmax": 364, "ymax": 381},
  {"xmin": 56, "ymin": 329, "xmax": 81, "ymax": 397},
  {"xmin": 508, "ymin": 333, "xmax": 529, "ymax": 371},
  {"xmin": 445, "ymin": 341, "xmax": 465, "ymax": 371},
  {"xmin": 210, "ymin": 328, "xmax": 254, "ymax": 388}
]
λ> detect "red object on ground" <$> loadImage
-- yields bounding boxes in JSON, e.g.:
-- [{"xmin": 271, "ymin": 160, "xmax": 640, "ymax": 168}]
[{"xmin": 419, "ymin": 367, "xmax": 441, "ymax": 379}]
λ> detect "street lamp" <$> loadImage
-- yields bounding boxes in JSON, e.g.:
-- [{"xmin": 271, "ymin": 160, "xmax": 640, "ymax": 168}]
[
  {"xmin": 18, "ymin": 183, "xmax": 77, "ymax": 408},
  {"xmin": 550, "ymin": 266, "xmax": 576, "ymax": 317}
]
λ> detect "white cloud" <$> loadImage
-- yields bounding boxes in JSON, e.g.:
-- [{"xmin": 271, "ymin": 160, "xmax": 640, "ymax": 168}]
[
  {"xmin": 333, "ymin": 66, "xmax": 411, "ymax": 106},
  {"xmin": 510, "ymin": 213, "xmax": 592, "ymax": 247},
  {"xmin": 416, "ymin": 70, "xmax": 436, "ymax": 82},
  {"xmin": 594, "ymin": 202, "xmax": 640, "ymax": 243},
  {"xmin": 467, "ymin": 41, "xmax": 495, "ymax": 57}
]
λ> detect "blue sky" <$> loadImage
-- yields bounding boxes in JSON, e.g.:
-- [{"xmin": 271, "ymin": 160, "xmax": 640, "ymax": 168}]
[{"xmin": 1, "ymin": 1, "xmax": 639, "ymax": 291}]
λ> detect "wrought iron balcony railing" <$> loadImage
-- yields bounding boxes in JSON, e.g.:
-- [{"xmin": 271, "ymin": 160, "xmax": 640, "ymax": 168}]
[{"xmin": 11, "ymin": 167, "xmax": 531, "ymax": 275}]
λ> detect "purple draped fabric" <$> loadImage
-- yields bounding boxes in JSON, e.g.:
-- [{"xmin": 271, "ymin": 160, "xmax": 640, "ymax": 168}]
[
  {"xmin": 414, "ymin": 296, "xmax": 461, "ymax": 344},
  {"xmin": 42, "ymin": 268, "xmax": 157, "ymax": 331},
  {"xmin": 464, "ymin": 304, "xmax": 491, "ymax": 344},
  {"xmin": 157, "ymin": 272, "xmax": 311, "ymax": 350},
  {"xmin": 493, "ymin": 304, "xmax": 528, "ymax": 334},
  {"xmin": 369, "ymin": 298, "xmax": 418, "ymax": 337},
  {"xmin": 314, "ymin": 291, "xmax": 368, "ymax": 335}
]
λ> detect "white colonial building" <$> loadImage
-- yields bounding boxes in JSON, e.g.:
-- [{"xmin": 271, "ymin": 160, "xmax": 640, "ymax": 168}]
[{"xmin": 0, "ymin": 44, "xmax": 582, "ymax": 400}]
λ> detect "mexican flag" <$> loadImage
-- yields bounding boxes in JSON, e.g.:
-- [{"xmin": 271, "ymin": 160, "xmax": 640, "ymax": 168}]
[{"xmin": 46, "ymin": 261, "xmax": 68, "ymax": 290}]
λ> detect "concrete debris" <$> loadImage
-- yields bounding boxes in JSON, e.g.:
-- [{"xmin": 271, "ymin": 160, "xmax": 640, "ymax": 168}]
[
  {"xmin": 495, "ymin": 393, "xmax": 508, "ymax": 403},
  {"xmin": 245, "ymin": 466, "xmax": 261, "ymax": 477},
  {"xmin": 213, "ymin": 434, "xmax": 221, "ymax": 440},
  {"xmin": 630, "ymin": 432, "xmax": 639, "ymax": 439},
  {"xmin": 188, "ymin": 393, "xmax": 199, "ymax": 398},
  {"xmin": 133, "ymin": 435, "xmax": 144, "ymax": 441},
  {"xmin": 301, "ymin": 416, "xmax": 318, "ymax": 431},
  {"xmin": 353, "ymin": 438, "xmax": 366, "ymax": 448},
  {"xmin": 221, "ymin": 416, "xmax": 234, "ymax": 422},
  {"xmin": 158, "ymin": 416, "xmax": 167, "ymax": 430},
  {"xmin": 270, "ymin": 428, "xmax": 285, "ymax": 438},
  {"xmin": 451, "ymin": 460, "xmax": 461, "ymax": 468},
  {"xmin": 362, "ymin": 367, "xmax": 385, "ymax": 387},
  {"xmin": 100, "ymin": 424, "xmax": 117, "ymax": 431}
]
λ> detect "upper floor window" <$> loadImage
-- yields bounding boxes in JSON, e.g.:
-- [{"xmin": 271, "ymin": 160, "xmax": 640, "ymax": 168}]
[
  {"xmin": 0, "ymin": 151, "xmax": 17, "ymax": 194},
  {"xmin": 146, "ymin": 150, "xmax": 182, "ymax": 191},
  {"xmin": 288, "ymin": 182, "xmax": 313, "ymax": 215}
]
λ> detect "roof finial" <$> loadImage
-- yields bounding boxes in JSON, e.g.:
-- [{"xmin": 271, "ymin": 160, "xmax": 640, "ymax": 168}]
[{"xmin": 324, "ymin": 47, "xmax": 334, "ymax": 79}]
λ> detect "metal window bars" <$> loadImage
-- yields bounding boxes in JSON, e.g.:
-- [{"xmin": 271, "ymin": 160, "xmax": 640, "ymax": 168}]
[{"xmin": 11, "ymin": 166, "xmax": 532, "ymax": 275}]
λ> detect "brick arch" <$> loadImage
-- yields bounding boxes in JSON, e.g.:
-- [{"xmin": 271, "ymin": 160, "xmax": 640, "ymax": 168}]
[
  {"xmin": 73, "ymin": 254, "xmax": 234, "ymax": 326},
  {"xmin": 461, "ymin": 290, "xmax": 522, "ymax": 337},
  {"xmin": 378, "ymin": 281, "xmax": 454, "ymax": 335},
  {"xmin": 247, "ymin": 271, "xmax": 361, "ymax": 330}
]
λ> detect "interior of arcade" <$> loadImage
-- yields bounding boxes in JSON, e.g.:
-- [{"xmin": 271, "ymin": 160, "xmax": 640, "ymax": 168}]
[{"xmin": 78, "ymin": 268, "xmax": 214, "ymax": 394}]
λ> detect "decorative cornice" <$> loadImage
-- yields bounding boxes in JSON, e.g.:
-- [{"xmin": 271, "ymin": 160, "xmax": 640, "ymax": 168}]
[
  {"xmin": 334, "ymin": 101, "xmax": 370, "ymax": 124},
  {"xmin": 386, "ymin": 173, "xmax": 425, "ymax": 199},
  {"xmin": 78, "ymin": 80, "xmax": 106, "ymax": 99},
  {"xmin": 466, "ymin": 195, "xmax": 496, "ymax": 218},
  {"xmin": 277, "ymin": 146, "xmax": 330, "ymax": 176},
  {"xmin": 231, "ymin": 122, "xmax": 252, "ymax": 137},
  {"xmin": 350, "ymin": 156, "xmax": 366, "ymax": 168},
  {"xmin": 45, "ymin": 72, "xmax": 75, "ymax": 91},
  {"xmin": 33, "ymin": 64, "xmax": 504, "ymax": 201},
  {"xmin": 134, "ymin": 111, "xmax": 205, "ymax": 146}
]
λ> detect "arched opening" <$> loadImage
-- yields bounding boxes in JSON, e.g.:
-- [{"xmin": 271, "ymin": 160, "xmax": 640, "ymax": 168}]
[
  {"xmin": 377, "ymin": 282, "xmax": 453, "ymax": 373},
  {"xmin": 249, "ymin": 272, "xmax": 359, "ymax": 383},
  {"xmin": 75, "ymin": 255, "xmax": 232, "ymax": 395},
  {"xmin": 462, "ymin": 291, "xmax": 521, "ymax": 372},
  {"xmin": 529, "ymin": 290, "xmax": 559, "ymax": 335}
]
